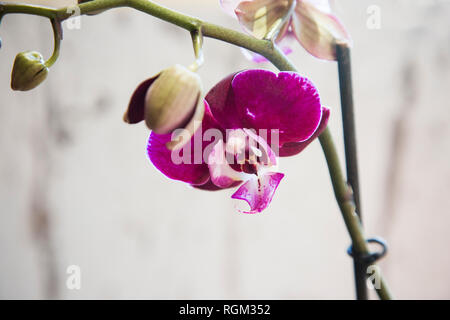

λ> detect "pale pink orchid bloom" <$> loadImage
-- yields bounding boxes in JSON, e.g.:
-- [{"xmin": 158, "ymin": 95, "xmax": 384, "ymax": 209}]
[{"xmin": 220, "ymin": 0, "xmax": 351, "ymax": 61}]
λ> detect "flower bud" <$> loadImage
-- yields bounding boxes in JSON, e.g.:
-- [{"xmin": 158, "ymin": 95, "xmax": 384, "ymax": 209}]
[
  {"xmin": 124, "ymin": 64, "xmax": 204, "ymax": 132},
  {"xmin": 144, "ymin": 64, "xmax": 202, "ymax": 134},
  {"xmin": 124, "ymin": 64, "xmax": 205, "ymax": 150},
  {"xmin": 11, "ymin": 51, "xmax": 48, "ymax": 91}
]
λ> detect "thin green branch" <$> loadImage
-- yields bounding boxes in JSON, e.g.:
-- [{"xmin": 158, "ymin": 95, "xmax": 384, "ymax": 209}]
[
  {"xmin": 0, "ymin": 2, "xmax": 57, "ymax": 18},
  {"xmin": 44, "ymin": 19, "xmax": 62, "ymax": 68},
  {"xmin": 0, "ymin": 0, "xmax": 392, "ymax": 300},
  {"xmin": 318, "ymin": 128, "xmax": 393, "ymax": 299},
  {"xmin": 0, "ymin": 0, "xmax": 291, "ymax": 70},
  {"xmin": 335, "ymin": 42, "xmax": 366, "ymax": 299}
]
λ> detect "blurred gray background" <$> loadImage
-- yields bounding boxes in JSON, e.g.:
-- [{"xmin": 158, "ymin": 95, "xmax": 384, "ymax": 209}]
[{"xmin": 1, "ymin": 0, "xmax": 449, "ymax": 299}]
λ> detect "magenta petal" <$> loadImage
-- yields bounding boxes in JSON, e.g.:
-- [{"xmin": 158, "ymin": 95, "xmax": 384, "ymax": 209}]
[
  {"xmin": 232, "ymin": 172, "xmax": 284, "ymax": 213},
  {"xmin": 205, "ymin": 72, "xmax": 242, "ymax": 129},
  {"xmin": 279, "ymin": 106, "xmax": 330, "ymax": 157},
  {"xmin": 124, "ymin": 77, "xmax": 157, "ymax": 124},
  {"xmin": 147, "ymin": 133, "xmax": 210, "ymax": 186},
  {"xmin": 147, "ymin": 102, "xmax": 219, "ymax": 185},
  {"xmin": 231, "ymin": 70, "xmax": 322, "ymax": 145},
  {"xmin": 206, "ymin": 70, "xmax": 322, "ymax": 147}
]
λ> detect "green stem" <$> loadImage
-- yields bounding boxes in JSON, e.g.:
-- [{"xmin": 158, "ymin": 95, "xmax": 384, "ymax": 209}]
[
  {"xmin": 0, "ymin": 0, "xmax": 293, "ymax": 70},
  {"xmin": 0, "ymin": 0, "xmax": 392, "ymax": 300},
  {"xmin": 336, "ymin": 42, "xmax": 366, "ymax": 299},
  {"xmin": 44, "ymin": 19, "xmax": 62, "ymax": 68},
  {"xmin": 0, "ymin": 2, "xmax": 57, "ymax": 18},
  {"xmin": 318, "ymin": 128, "xmax": 393, "ymax": 299}
]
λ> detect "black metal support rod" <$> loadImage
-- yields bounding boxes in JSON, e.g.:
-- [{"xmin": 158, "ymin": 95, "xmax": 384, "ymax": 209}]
[{"xmin": 336, "ymin": 43, "xmax": 367, "ymax": 300}]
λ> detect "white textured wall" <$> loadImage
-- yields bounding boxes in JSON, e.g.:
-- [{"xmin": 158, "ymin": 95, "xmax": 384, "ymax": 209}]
[{"xmin": 1, "ymin": 0, "xmax": 450, "ymax": 299}]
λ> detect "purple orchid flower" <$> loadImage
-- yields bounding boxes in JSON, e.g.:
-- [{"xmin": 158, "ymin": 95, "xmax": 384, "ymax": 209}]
[
  {"xmin": 220, "ymin": 0, "xmax": 351, "ymax": 61},
  {"xmin": 128, "ymin": 69, "xmax": 329, "ymax": 213}
]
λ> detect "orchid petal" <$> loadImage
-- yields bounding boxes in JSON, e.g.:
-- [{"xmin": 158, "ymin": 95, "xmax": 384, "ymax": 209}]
[
  {"xmin": 123, "ymin": 76, "xmax": 158, "ymax": 124},
  {"xmin": 147, "ymin": 133, "xmax": 209, "ymax": 186},
  {"xmin": 206, "ymin": 69, "xmax": 324, "ymax": 156},
  {"xmin": 235, "ymin": 0, "xmax": 294, "ymax": 39},
  {"xmin": 206, "ymin": 70, "xmax": 322, "ymax": 147},
  {"xmin": 231, "ymin": 70, "xmax": 323, "ymax": 145},
  {"xmin": 279, "ymin": 106, "xmax": 330, "ymax": 156},
  {"xmin": 292, "ymin": 0, "xmax": 351, "ymax": 60},
  {"xmin": 231, "ymin": 172, "xmax": 284, "ymax": 213},
  {"xmin": 205, "ymin": 72, "xmax": 241, "ymax": 129},
  {"xmin": 147, "ymin": 102, "xmax": 219, "ymax": 185}
]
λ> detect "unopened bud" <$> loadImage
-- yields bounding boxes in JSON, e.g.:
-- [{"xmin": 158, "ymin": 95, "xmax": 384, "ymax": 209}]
[
  {"xmin": 11, "ymin": 51, "xmax": 48, "ymax": 91},
  {"xmin": 144, "ymin": 64, "xmax": 202, "ymax": 134},
  {"xmin": 124, "ymin": 64, "xmax": 205, "ymax": 150}
]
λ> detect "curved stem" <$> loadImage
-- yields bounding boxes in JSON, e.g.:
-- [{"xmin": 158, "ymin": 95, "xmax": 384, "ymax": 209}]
[
  {"xmin": 0, "ymin": 0, "xmax": 292, "ymax": 70},
  {"xmin": 318, "ymin": 128, "xmax": 393, "ymax": 299},
  {"xmin": 44, "ymin": 19, "xmax": 62, "ymax": 68},
  {"xmin": 0, "ymin": 0, "xmax": 392, "ymax": 300},
  {"xmin": 0, "ymin": 2, "xmax": 57, "ymax": 18}
]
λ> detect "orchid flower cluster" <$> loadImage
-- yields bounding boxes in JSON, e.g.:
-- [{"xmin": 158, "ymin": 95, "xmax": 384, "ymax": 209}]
[
  {"xmin": 121, "ymin": 0, "xmax": 347, "ymax": 213},
  {"xmin": 3, "ymin": 0, "xmax": 348, "ymax": 214}
]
